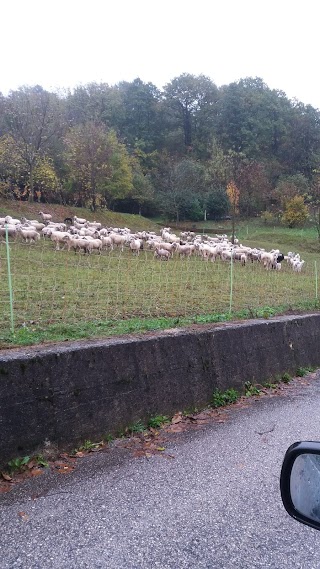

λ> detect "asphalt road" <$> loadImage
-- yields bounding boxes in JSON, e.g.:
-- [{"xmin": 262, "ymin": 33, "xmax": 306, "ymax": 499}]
[{"xmin": 1, "ymin": 373, "xmax": 320, "ymax": 568}]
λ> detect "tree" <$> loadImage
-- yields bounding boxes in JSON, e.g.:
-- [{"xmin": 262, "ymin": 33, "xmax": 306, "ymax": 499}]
[
  {"xmin": 206, "ymin": 189, "xmax": 230, "ymax": 220},
  {"xmin": 65, "ymin": 82, "xmax": 123, "ymax": 127},
  {"xmin": 282, "ymin": 102, "xmax": 320, "ymax": 178},
  {"xmin": 305, "ymin": 172, "xmax": 320, "ymax": 239},
  {"xmin": 130, "ymin": 157, "xmax": 155, "ymax": 215},
  {"xmin": 103, "ymin": 130, "xmax": 133, "ymax": 207},
  {"xmin": 237, "ymin": 159, "xmax": 271, "ymax": 216},
  {"xmin": 116, "ymin": 78, "xmax": 164, "ymax": 152},
  {"xmin": 33, "ymin": 157, "xmax": 60, "ymax": 202},
  {"xmin": 163, "ymin": 73, "xmax": 219, "ymax": 151},
  {"xmin": 271, "ymin": 174, "xmax": 310, "ymax": 210},
  {"xmin": 0, "ymin": 134, "xmax": 26, "ymax": 197},
  {"xmin": 64, "ymin": 121, "xmax": 112, "ymax": 211},
  {"xmin": 5, "ymin": 86, "xmax": 65, "ymax": 201},
  {"xmin": 226, "ymin": 181, "xmax": 240, "ymax": 243},
  {"xmin": 282, "ymin": 195, "xmax": 308, "ymax": 228},
  {"xmin": 173, "ymin": 158, "xmax": 209, "ymax": 219}
]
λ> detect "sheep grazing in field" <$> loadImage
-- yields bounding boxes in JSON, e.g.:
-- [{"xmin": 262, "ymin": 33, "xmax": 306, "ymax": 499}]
[
  {"xmin": 86, "ymin": 221, "xmax": 102, "ymax": 230},
  {"xmin": 154, "ymin": 247, "xmax": 170, "ymax": 261},
  {"xmin": 292, "ymin": 259, "xmax": 305, "ymax": 272},
  {"xmin": 173, "ymin": 243, "xmax": 194, "ymax": 258},
  {"xmin": 4, "ymin": 215, "xmax": 20, "ymax": 225},
  {"xmin": 28, "ymin": 221, "xmax": 46, "ymax": 231},
  {"xmin": 260, "ymin": 251, "xmax": 279, "ymax": 270},
  {"xmin": 73, "ymin": 215, "xmax": 87, "ymax": 225},
  {"xmin": 74, "ymin": 220, "xmax": 87, "ymax": 229},
  {"xmin": 129, "ymin": 238, "xmax": 143, "ymax": 255},
  {"xmin": 50, "ymin": 230, "xmax": 70, "ymax": 251},
  {"xmin": 63, "ymin": 235, "xmax": 89, "ymax": 254},
  {"xmin": 109, "ymin": 233, "xmax": 127, "ymax": 252},
  {"xmin": 100, "ymin": 235, "xmax": 113, "ymax": 251},
  {"xmin": 85, "ymin": 238, "xmax": 102, "ymax": 255},
  {"xmin": 79, "ymin": 227, "xmax": 99, "ymax": 238},
  {"xmin": 39, "ymin": 211, "xmax": 52, "ymax": 223},
  {"xmin": 0, "ymin": 225, "xmax": 18, "ymax": 239},
  {"xmin": 16, "ymin": 226, "xmax": 40, "ymax": 243}
]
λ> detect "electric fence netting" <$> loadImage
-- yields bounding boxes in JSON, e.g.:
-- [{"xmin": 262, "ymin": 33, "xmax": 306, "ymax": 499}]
[{"xmin": 0, "ymin": 237, "xmax": 318, "ymax": 338}]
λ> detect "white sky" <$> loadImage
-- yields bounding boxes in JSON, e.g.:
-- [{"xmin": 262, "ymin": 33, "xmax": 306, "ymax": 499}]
[{"xmin": 2, "ymin": 0, "xmax": 320, "ymax": 109}]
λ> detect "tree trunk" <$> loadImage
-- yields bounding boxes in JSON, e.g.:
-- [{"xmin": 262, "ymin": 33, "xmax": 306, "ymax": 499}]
[
  {"xmin": 231, "ymin": 207, "xmax": 235, "ymax": 244},
  {"xmin": 90, "ymin": 168, "xmax": 96, "ymax": 211},
  {"xmin": 28, "ymin": 164, "xmax": 34, "ymax": 202},
  {"xmin": 183, "ymin": 107, "xmax": 192, "ymax": 147}
]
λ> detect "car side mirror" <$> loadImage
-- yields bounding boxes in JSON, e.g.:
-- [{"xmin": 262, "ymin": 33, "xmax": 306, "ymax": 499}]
[{"xmin": 280, "ymin": 441, "xmax": 320, "ymax": 530}]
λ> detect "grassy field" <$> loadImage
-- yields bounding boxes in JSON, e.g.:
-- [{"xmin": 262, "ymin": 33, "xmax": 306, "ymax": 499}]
[{"xmin": 0, "ymin": 202, "xmax": 319, "ymax": 348}]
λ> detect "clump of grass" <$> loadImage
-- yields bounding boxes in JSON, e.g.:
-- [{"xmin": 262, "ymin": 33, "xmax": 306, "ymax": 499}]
[
  {"xmin": 6, "ymin": 453, "xmax": 49, "ymax": 474},
  {"xmin": 281, "ymin": 372, "xmax": 291, "ymax": 383},
  {"xmin": 296, "ymin": 366, "xmax": 314, "ymax": 377},
  {"xmin": 147, "ymin": 415, "xmax": 169, "ymax": 429},
  {"xmin": 244, "ymin": 381, "xmax": 261, "ymax": 396},
  {"xmin": 7, "ymin": 455, "xmax": 30, "ymax": 473},
  {"xmin": 211, "ymin": 388, "xmax": 239, "ymax": 408},
  {"xmin": 263, "ymin": 381, "xmax": 278, "ymax": 389},
  {"xmin": 126, "ymin": 420, "xmax": 146, "ymax": 434}
]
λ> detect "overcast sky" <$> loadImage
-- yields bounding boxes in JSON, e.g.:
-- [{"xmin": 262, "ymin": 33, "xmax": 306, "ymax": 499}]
[{"xmin": 2, "ymin": 0, "xmax": 320, "ymax": 109}]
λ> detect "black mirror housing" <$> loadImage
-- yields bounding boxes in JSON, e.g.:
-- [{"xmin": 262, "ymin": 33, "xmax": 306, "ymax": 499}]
[{"xmin": 280, "ymin": 441, "xmax": 320, "ymax": 530}]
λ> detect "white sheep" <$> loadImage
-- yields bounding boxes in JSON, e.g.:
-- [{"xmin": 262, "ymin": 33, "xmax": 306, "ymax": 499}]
[
  {"xmin": 50, "ymin": 230, "xmax": 70, "ymax": 250},
  {"xmin": 86, "ymin": 221, "xmax": 102, "ymax": 230},
  {"xmin": 0, "ymin": 225, "xmax": 18, "ymax": 239},
  {"xmin": 73, "ymin": 215, "xmax": 87, "ymax": 225},
  {"xmin": 85, "ymin": 238, "xmax": 102, "ymax": 255},
  {"xmin": 173, "ymin": 243, "xmax": 194, "ymax": 258},
  {"xmin": 4, "ymin": 215, "xmax": 20, "ymax": 225},
  {"xmin": 109, "ymin": 233, "xmax": 127, "ymax": 252},
  {"xmin": 129, "ymin": 238, "xmax": 142, "ymax": 255},
  {"xmin": 29, "ymin": 221, "xmax": 46, "ymax": 231},
  {"xmin": 17, "ymin": 227, "xmax": 40, "ymax": 243},
  {"xmin": 101, "ymin": 236, "xmax": 113, "ymax": 251},
  {"xmin": 260, "ymin": 251, "xmax": 278, "ymax": 270},
  {"xmin": 292, "ymin": 260, "xmax": 305, "ymax": 272},
  {"xmin": 39, "ymin": 211, "xmax": 52, "ymax": 222},
  {"xmin": 154, "ymin": 248, "xmax": 170, "ymax": 261},
  {"xmin": 64, "ymin": 235, "xmax": 89, "ymax": 254},
  {"xmin": 154, "ymin": 241, "xmax": 176, "ymax": 257}
]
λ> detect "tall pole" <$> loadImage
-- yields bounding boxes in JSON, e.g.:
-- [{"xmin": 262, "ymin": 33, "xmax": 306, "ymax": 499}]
[{"xmin": 5, "ymin": 225, "xmax": 15, "ymax": 335}]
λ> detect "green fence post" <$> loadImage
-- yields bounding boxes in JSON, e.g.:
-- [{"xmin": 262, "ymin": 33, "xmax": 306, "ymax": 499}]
[
  {"xmin": 229, "ymin": 251, "xmax": 233, "ymax": 314},
  {"xmin": 5, "ymin": 224, "xmax": 15, "ymax": 335},
  {"xmin": 315, "ymin": 260, "xmax": 318, "ymax": 303}
]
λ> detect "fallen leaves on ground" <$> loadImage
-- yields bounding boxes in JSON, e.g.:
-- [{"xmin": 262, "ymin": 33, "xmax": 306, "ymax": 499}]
[
  {"xmin": 52, "ymin": 455, "xmax": 77, "ymax": 474},
  {"xmin": 18, "ymin": 511, "xmax": 29, "ymax": 522},
  {"xmin": 117, "ymin": 431, "xmax": 170, "ymax": 459},
  {"xmin": 115, "ymin": 407, "xmax": 231, "ymax": 459}
]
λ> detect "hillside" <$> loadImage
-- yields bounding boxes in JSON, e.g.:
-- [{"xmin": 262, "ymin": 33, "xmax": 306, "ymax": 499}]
[{"xmin": 0, "ymin": 199, "xmax": 159, "ymax": 232}]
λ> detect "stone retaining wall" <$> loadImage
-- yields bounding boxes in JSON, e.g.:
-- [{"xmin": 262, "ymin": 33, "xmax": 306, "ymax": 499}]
[{"xmin": 1, "ymin": 313, "xmax": 319, "ymax": 463}]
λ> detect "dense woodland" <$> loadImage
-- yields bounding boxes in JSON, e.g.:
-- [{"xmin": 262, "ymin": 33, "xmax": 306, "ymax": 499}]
[{"xmin": 1, "ymin": 74, "xmax": 320, "ymax": 225}]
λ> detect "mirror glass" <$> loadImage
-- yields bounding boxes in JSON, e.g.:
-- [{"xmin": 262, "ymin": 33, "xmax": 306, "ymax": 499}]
[{"xmin": 290, "ymin": 453, "xmax": 320, "ymax": 522}]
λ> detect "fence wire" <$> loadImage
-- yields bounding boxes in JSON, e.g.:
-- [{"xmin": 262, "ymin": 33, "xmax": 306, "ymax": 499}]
[{"xmin": 0, "ymin": 238, "xmax": 318, "ymax": 337}]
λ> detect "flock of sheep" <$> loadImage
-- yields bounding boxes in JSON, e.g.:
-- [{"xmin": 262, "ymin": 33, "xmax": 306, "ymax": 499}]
[{"xmin": 0, "ymin": 213, "xmax": 305, "ymax": 272}]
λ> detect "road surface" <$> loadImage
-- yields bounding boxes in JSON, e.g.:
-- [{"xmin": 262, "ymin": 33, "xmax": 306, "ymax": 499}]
[{"xmin": 1, "ymin": 373, "xmax": 320, "ymax": 568}]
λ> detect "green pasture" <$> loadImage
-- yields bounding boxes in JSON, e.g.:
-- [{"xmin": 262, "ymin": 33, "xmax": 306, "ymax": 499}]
[{"xmin": 1, "ymin": 217, "xmax": 319, "ymax": 348}]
